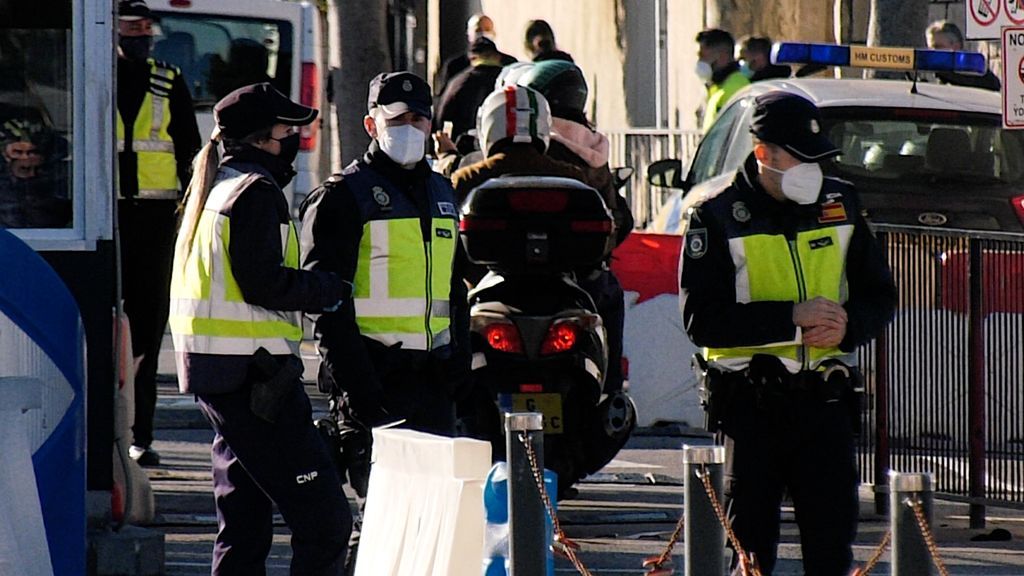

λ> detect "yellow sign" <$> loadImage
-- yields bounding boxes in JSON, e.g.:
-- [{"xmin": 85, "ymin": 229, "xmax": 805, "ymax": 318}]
[
  {"xmin": 850, "ymin": 46, "xmax": 915, "ymax": 70},
  {"xmin": 511, "ymin": 393, "xmax": 564, "ymax": 434}
]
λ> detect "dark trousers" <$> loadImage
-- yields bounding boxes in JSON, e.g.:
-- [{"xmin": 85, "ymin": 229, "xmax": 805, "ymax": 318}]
[
  {"xmin": 197, "ymin": 379, "xmax": 352, "ymax": 576},
  {"xmin": 120, "ymin": 198, "xmax": 178, "ymax": 448},
  {"xmin": 577, "ymin": 269, "xmax": 625, "ymax": 393},
  {"xmin": 721, "ymin": 378, "xmax": 859, "ymax": 575}
]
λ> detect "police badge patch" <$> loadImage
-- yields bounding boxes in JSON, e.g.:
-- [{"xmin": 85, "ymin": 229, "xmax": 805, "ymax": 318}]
[
  {"xmin": 372, "ymin": 186, "xmax": 391, "ymax": 209},
  {"xmin": 685, "ymin": 228, "xmax": 708, "ymax": 259},
  {"xmin": 437, "ymin": 201, "xmax": 458, "ymax": 216},
  {"xmin": 732, "ymin": 201, "xmax": 750, "ymax": 223}
]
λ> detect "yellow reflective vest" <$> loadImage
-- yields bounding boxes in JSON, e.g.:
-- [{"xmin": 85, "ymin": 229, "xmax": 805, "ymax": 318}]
[
  {"xmin": 342, "ymin": 162, "xmax": 459, "ymax": 351},
  {"xmin": 117, "ymin": 59, "xmax": 179, "ymax": 199},
  {"xmin": 169, "ymin": 167, "xmax": 302, "ymax": 358},
  {"xmin": 702, "ymin": 69, "xmax": 750, "ymax": 133}
]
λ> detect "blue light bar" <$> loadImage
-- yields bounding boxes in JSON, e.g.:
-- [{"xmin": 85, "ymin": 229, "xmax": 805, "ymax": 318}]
[{"xmin": 772, "ymin": 42, "xmax": 988, "ymax": 75}]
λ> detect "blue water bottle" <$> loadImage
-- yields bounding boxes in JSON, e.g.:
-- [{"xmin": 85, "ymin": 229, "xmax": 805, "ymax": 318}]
[{"xmin": 482, "ymin": 462, "xmax": 558, "ymax": 575}]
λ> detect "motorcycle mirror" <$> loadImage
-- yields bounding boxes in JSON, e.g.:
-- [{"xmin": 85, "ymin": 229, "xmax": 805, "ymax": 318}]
[{"xmin": 647, "ymin": 158, "xmax": 683, "ymax": 189}]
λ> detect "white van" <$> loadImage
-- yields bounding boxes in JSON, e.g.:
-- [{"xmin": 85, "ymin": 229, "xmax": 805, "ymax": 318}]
[{"xmin": 146, "ymin": 0, "xmax": 328, "ymax": 210}]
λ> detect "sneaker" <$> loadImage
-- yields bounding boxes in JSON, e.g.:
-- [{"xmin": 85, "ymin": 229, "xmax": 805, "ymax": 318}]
[{"xmin": 129, "ymin": 445, "xmax": 161, "ymax": 467}]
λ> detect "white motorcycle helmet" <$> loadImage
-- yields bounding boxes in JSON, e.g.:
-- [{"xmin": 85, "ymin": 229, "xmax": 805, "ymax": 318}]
[
  {"xmin": 494, "ymin": 61, "xmax": 535, "ymax": 90},
  {"xmin": 476, "ymin": 85, "xmax": 552, "ymax": 157}
]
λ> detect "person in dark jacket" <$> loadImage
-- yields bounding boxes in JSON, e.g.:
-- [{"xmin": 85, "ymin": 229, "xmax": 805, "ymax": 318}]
[
  {"xmin": 170, "ymin": 83, "xmax": 352, "ymax": 575},
  {"xmin": 738, "ymin": 35, "xmax": 791, "ymax": 82},
  {"xmin": 524, "ymin": 19, "xmax": 574, "ymax": 63},
  {"xmin": 299, "ymin": 75, "xmax": 469, "ymax": 570},
  {"xmin": 679, "ymin": 92, "xmax": 896, "ymax": 575},
  {"xmin": 434, "ymin": 14, "xmax": 516, "ymax": 98},
  {"xmin": 517, "ymin": 60, "xmax": 632, "ymax": 395},
  {"xmin": 116, "ymin": 0, "xmax": 201, "ymax": 467},
  {"xmin": 926, "ymin": 20, "xmax": 1000, "ymax": 91},
  {"xmin": 433, "ymin": 37, "xmax": 506, "ymax": 143}
]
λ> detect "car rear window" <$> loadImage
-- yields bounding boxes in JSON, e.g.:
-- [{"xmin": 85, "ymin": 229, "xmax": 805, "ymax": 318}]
[
  {"xmin": 825, "ymin": 108, "xmax": 1024, "ymax": 186},
  {"xmin": 151, "ymin": 13, "xmax": 293, "ymax": 107}
]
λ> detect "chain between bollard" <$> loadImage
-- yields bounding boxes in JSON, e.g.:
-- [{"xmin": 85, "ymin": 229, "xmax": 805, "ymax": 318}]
[
  {"xmin": 518, "ymin": 431, "xmax": 594, "ymax": 576},
  {"xmin": 907, "ymin": 496, "xmax": 950, "ymax": 576},
  {"xmin": 696, "ymin": 465, "xmax": 763, "ymax": 576},
  {"xmin": 640, "ymin": 509, "xmax": 685, "ymax": 574},
  {"xmin": 849, "ymin": 530, "xmax": 890, "ymax": 576}
]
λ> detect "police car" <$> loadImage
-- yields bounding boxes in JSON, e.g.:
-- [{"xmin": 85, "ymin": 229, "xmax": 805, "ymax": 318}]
[{"xmin": 649, "ymin": 43, "xmax": 1024, "ymax": 233}]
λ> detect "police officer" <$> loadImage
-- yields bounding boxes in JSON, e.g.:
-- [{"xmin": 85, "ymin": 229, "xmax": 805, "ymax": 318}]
[
  {"xmin": 299, "ymin": 70, "xmax": 468, "ymax": 502},
  {"xmin": 170, "ymin": 83, "xmax": 351, "ymax": 575},
  {"xmin": 117, "ymin": 0, "xmax": 201, "ymax": 466},
  {"xmin": 679, "ymin": 92, "xmax": 896, "ymax": 575}
]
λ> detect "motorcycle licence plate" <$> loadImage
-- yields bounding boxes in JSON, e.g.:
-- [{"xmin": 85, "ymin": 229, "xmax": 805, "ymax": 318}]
[{"xmin": 510, "ymin": 393, "xmax": 564, "ymax": 434}]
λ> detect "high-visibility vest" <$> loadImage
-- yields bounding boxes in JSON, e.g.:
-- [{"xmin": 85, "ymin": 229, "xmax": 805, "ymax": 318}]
[
  {"xmin": 169, "ymin": 166, "xmax": 302, "ymax": 357},
  {"xmin": 701, "ymin": 177, "xmax": 857, "ymax": 373},
  {"xmin": 702, "ymin": 70, "xmax": 750, "ymax": 133},
  {"xmin": 117, "ymin": 59, "xmax": 179, "ymax": 199},
  {"xmin": 341, "ymin": 161, "xmax": 459, "ymax": 351}
]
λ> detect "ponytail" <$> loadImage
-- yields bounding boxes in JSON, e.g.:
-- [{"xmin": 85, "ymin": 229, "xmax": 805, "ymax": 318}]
[{"xmin": 176, "ymin": 132, "xmax": 221, "ymax": 262}]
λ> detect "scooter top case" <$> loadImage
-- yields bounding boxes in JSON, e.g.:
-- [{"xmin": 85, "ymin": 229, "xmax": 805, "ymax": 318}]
[{"xmin": 459, "ymin": 176, "xmax": 614, "ymax": 274}]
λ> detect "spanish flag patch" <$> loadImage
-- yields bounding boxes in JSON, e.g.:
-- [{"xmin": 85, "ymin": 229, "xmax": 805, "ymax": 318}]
[{"xmin": 818, "ymin": 202, "xmax": 847, "ymax": 224}]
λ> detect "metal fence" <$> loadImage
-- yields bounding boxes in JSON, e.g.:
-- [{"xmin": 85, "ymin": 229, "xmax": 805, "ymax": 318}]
[
  {"xmin": 857, "ymin": 225, "xmax": 1024, "ymax": 519},
  {"xmin": 605, "ymin": 128, "xmax": 703, "ymax": 228}
]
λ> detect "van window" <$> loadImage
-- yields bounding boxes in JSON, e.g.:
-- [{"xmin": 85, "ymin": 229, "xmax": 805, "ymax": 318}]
[
  {"xmin": 0, "ymin": 9, "xmax": 74, "ymax": 229},
  {"xmin": 152, "ymin": 13, "xmax": 293, "ymax": 107}
]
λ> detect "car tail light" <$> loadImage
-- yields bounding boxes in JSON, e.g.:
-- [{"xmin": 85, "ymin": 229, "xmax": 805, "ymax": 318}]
[
  {"xmin": 508, "ymin": 189, "xmax": 569, "ymax": 212},
  {"xmin": 1012, "ymin": 195, "xmax": 1024, "ymax": 226},
  {"xmin": 519, "ymin": 383, "xmax": 543, "ymax": 393},
  {"xmin": 300, "ymin": 62, "xmax": 319, "ymax": 151},
  {"xmin": 541, "ymin": 320, "xmax": 578, "ymax": 355},
  {"xmin": 482, "ymin": 322, "xmax": 523, "ymax": 354},
  {"xmin": 169, "ymin": 0, "xmax": 191, "ymax": 6}
]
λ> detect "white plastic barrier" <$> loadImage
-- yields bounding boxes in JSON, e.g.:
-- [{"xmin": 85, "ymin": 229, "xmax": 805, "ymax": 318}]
[{"xmin": 355, "ymin": 429, "xmax": 491, "ymax": 576}]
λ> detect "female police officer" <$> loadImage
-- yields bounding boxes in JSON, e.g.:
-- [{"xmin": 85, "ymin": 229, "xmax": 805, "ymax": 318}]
[{"xmin": 170, "ymin": 83, "xmax": 351, "ymax": 575}]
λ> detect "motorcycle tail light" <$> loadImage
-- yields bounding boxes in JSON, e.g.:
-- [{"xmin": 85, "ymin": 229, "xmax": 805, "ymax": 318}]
[
  {"xmin": 482, "ymin": 322, "xmax": 523, "ymax": 354},
  {"xmin": 1012, "ymin": 195, "xmax": 1024, "ymax": 226},
  {"xmin": 541, "ymin": 320, "xmax": 578, "ymax": 355},
  {"xmin": 519, "ymin": 383, "xmax": 543, "ymax": 393}
]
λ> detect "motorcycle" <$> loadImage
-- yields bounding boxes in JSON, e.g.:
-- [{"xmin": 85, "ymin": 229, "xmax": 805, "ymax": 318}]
[{"xmin": 458, "ymin": 174, "xmax": 636, "ymax": 496}]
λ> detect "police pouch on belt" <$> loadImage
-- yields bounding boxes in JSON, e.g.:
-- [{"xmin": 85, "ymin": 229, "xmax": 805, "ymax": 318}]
[
  {"xmin": 693, "ymin": 353, "xmax": 861, "ymax": 434},
  {"xmin": 249, "ymin": 347, "xmax": 305, "ymax": 424}
]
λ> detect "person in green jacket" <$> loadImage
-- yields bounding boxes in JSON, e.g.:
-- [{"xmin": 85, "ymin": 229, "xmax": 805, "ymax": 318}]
[{"xmin": 695, "ymin": 28, "xmax": 750, "ymax": 132}]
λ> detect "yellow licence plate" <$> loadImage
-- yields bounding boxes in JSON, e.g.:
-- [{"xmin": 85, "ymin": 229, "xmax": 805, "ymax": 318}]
[{"xmin": 511, "ymin": 393, "xmax": 564, "ymax": 434}]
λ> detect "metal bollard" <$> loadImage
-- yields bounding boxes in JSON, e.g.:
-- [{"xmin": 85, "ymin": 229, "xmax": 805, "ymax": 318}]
[
  {"xmin": 683, "ymin": 444, "xmax": 726, "ymax": 576},
  {"xmin": 505, "ymin": 412, "xmax": 546, "ymax": 576},
  {"xmin": 890, "ymin": 472, "xmax": 934, "ymax": 576}
]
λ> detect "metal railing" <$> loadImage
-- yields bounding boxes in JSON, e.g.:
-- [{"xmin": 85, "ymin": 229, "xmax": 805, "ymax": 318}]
[
  {"xmin": 857, "ymin": 225, "xmax": 1024, "ymax": 520},
  {"xmin": 605, "ymin": 128, "xmax": 702, "ymax": 228}
]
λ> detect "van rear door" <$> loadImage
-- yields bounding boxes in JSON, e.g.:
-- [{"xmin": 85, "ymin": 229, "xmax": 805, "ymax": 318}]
[{"xmin": 145, "ymin": 0, "xmax": 320, "ymax": 207}]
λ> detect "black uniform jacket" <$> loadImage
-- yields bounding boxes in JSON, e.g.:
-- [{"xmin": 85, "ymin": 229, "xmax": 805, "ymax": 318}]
[
  {"xmin": 679, "ymin": 154, "xmax": 897, "ymax": 354},
  {"xmin": 299, "ymin": 144, "xmax": 470, "ymax": 424}
]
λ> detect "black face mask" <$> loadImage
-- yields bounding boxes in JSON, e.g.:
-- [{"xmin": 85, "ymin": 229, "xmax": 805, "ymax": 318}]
[
  {"xmin": 119, "ymin": 36, "xmax": 152, "ymax": 62},
  {"xmin": 272, "ymin": 133, "xmax": 301, "ymax": 165}
]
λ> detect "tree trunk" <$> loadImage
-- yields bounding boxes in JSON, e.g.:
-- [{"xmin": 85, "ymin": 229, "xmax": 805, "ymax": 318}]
[
  {"xmin": 866, "ymin": 0, "xmax": 929, "ymax": 78},
  {"xmin": 330, "ymin": 0, "xmax": 391, "ymax": 166}
]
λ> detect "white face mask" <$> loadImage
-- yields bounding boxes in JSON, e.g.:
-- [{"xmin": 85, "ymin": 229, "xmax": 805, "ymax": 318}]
[
  {"xmin": 376, "ymin": 122, "xmax": 426, "ymax": 166},
  {"xmin": 759, "ymin": 161, "xmax": 823, "ymax": 204},
  {"xmin": 695, "ymin": 60, "xmax": 714, "ymax": 83}
]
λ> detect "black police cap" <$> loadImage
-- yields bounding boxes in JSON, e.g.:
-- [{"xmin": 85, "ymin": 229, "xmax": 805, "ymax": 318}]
[
  {"xmin": 749, "ymin": 91, "xmax": 839, "ymax": 163},
  {"xmin": 213, "ymin": 82, "xmax": 317, "ymax": 139},
  {"xmin": 118, "ymin": 0, "xmax": 152, "ymax": 21},
  {"xmin": 366, "ymin": 72, "xmax": 432, "ymax": 119}
]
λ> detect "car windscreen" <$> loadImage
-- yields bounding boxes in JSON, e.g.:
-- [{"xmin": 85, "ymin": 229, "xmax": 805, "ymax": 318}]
[
  {"xmin": 151, "ymin": 13, "xmax": 293, "ymax": 108},
  {"xmin": 823, "ymin": 108, "xmax": 1024, "ymax": 188}
]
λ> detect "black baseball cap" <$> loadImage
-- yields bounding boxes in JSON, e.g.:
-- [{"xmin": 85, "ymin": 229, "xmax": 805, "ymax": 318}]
[
  {"xmin": 214, "ymin": 82, "xmax": 317, "ymax": 139},
  {"xmin": 118, "ymin": 0, "xmax": 152, "ymax": 21},
  {"xmin": 749, "ymin": 91, "xmax": 839, "ymax": 163},
  {"xmin": 366, "ymin": 72, "xmax": 432, "ymax": 120}
]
